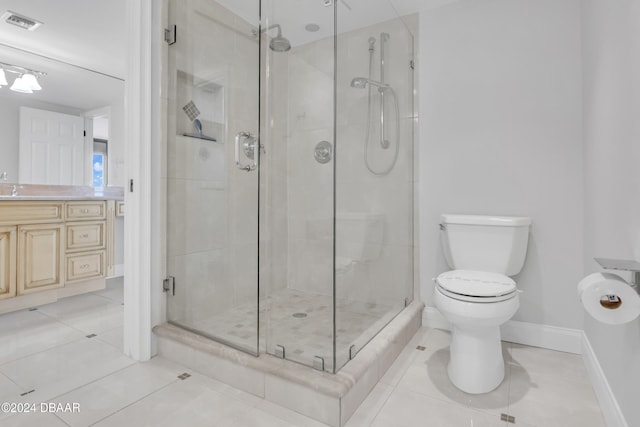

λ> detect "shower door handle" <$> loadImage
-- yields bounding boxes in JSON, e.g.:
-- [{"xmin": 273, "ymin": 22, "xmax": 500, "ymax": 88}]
[{"xmin": 235, "ymin": 131, "xmax": 257, "ymax": 172}]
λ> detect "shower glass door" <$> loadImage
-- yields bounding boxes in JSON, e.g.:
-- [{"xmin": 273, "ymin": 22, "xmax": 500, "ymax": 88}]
[{"xmin": 165, "ymin": 0, "xmax": 260, "ymax": 355}]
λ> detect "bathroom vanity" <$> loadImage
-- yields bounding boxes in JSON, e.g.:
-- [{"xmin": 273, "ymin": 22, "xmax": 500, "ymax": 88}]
[{"xmin": 0, "ymin": 184, "xmax": 124, "ymax": 314}]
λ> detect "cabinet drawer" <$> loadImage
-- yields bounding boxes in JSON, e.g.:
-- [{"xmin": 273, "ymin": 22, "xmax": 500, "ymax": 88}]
[
  {"xmin": 66, "ymin": 222, "xmax": 105, "ymax": 252},
  {"xmin": 66, "ymin": 251, "xmax": 105, "ymax": 283},
  {"xmin": 0, "ymin": 202, "xmax": 63, "ymax": 225},
  {"xmin": 65, "ymin": 202, "xmax": 106, "ymax": 220}
]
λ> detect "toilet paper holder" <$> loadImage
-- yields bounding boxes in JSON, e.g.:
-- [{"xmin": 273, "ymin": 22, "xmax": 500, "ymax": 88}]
[{"xmin": 594, "ymin": 258, "xmax": 640, "ymax": 290}]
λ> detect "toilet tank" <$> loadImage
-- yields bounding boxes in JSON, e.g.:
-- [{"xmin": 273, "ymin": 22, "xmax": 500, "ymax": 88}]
[{"xmin": 440, "ymin": 214, "xmax": 531, "ymax": 276}]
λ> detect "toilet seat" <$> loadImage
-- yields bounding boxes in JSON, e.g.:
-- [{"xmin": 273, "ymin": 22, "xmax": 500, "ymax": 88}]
[{"xmin": 436, "ymin": 270, "xmax": 518, "ymax": 303}]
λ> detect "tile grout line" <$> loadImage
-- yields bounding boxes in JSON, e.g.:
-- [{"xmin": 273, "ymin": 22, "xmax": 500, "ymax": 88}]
[
  {"xmin": 0, "ymin": 334, "xmax": 88, "ymax": 372},
  {"xmin": 88, "ymin": 378, "xmax": 182, "ymax": 426},
  {"xmin": 53, "ymin": 411, "xmax": 72, "ymax": 427},
  {"xmin": 35, "ymin": 304, "xmax": 124, "ymax": 337}
]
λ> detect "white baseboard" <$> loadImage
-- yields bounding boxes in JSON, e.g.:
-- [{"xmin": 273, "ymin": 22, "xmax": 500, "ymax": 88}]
[
  {"xmin": 114, "ymin": 264, "xmax": 125, "ymax": 277},
  {"xmin": 422, "ymin": 306, "xmax": 582, "ymax": 354},
  {"xmin": 582, "ymin": 333, "xmax": 628, "ymax": 427}
]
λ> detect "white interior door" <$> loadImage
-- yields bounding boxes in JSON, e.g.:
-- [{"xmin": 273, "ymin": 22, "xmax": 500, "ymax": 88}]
[{"xmin": 19, "ymin": 106, "xmax": 85, "ymax": 185}]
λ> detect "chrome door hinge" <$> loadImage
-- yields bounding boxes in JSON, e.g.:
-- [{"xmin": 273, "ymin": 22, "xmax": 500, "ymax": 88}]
[
  {"xmin": 410, "ymin": 60, "xmax": 415, "ymax": 70},
  {"xmin": 164, "ymin": 25, "xmax": 177, "ymax": 45},
  {"xmin": 163, "ymin": 276, "xmax": 175, "ymax": 295}
]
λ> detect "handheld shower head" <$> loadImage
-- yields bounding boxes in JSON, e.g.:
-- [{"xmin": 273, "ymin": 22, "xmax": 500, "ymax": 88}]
[
  {"xmin": 350, "ymin": 77, "xmax": 389, "ymax": 90},
  {"xmin": 368, "ymin": 37, "xmax": 376, "ymax": 52}
]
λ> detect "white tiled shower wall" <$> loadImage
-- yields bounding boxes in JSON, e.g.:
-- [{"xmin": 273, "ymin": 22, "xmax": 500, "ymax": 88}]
[
  {"xmin": 166, "ymin": 0, "xmax": 260, "ymax": 326},
  {"xmin": 263, "ymin": 17, "xmax": 416, "ymax": 307}
]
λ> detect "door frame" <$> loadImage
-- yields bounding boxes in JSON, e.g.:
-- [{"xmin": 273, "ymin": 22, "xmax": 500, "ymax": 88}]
[{"xmin": 123, "ymin": 0, "xmax": 164, "ymax": 361}]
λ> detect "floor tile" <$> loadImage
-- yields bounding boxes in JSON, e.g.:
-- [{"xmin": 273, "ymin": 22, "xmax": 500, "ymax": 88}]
[
  {"xmin": 508, "ymin": 343, "xmax": 589, "ymax": 383},
  {"xmin": 227, "ymin": 407, "xmax": 299, "ymax": 427},
  {"xmin": 0, "ymin": 309, "xmax": 85, "ymax": 365},
  {"xmin": 255, "ymin": 399, "xmax": 330, "ymax": 427},
  {"xmin": 344, "ymin": 383, "xmax": 394, "ymax": 427},
  {"xmin": 0, "ymin": 372, "xmax": 22, "ymax": 402},
  {"xmin": 395, "ymin": 344, "xmax": 511, "ymax": 415},
  {"xmin": 93, "ymin": 374, "xmax": 259, "ymax": 427},
  {"xmin": 52, "ymin": 357, "xmax": 184, "ymax": 426},
  {"xmin": 39, "ymin": 294, "xmax": 124, "ymax": 334},
  {"xmin": 371, "ymin": 388, "xmax": 507, "ymax": 427},
  {"xmin": 1, "ymin": 412, "xmax": 68, "ymax": 427},
  {"xmin": 37, "ymin": 293, "xmax": 124, "ymax": 335},
  {"xmin": 507, "ymin": 358, "xmax": 605, "ymax": 427},
  {"xmin": 94, "ymin": 277, "xmax": 125, "ymax": 305},
  {"xmin": 96, "ymin": 327, "xmax": 124, "ymax": 352},
  {"xmin": 0, "ymin": 338, "xmax": 135, "ymax": 405}
]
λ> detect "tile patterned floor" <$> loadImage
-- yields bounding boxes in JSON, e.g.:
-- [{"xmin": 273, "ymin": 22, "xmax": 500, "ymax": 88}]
[
  {"xmin": 188, "ymin": 288, "xmax": 395, "ymax": 371},
  {"xmin": 0, "ymin": 279, "xmax": 606, "ymax": 426}
]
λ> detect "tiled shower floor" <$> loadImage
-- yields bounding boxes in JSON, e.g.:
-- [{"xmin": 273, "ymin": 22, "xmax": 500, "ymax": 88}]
[{"xmin": 188, "ymin": 288, "xmax": 396, "ymax": 370}]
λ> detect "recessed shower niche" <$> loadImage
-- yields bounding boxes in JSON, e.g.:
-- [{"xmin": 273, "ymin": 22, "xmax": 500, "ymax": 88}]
[{"xmin": 175, "ymin": 70, "xmax": 224, "ymax": 142}]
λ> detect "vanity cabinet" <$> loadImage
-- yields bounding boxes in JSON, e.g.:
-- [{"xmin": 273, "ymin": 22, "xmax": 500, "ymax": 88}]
[
  {"xmin": 0, "ymin": 226, "xmax": 16, "ymax": 300},
  {"xmin": 0, "ymin": 199, "xmax": 116, "ymax": 313}
]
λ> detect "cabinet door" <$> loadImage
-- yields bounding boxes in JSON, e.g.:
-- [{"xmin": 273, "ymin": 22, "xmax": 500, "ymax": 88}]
[
  {"xmin": 0, "ymin": 226, "xmax": 17, "ymax": 300},
  {"xmin": 18, "ymin": 224, "xmax": 64, "ymax": 295}
]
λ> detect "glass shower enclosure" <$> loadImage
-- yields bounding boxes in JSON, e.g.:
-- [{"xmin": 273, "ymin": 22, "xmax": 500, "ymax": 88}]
[{"xmin": 164, "ymin": 0, "xmax": 414, "ymax": 373}]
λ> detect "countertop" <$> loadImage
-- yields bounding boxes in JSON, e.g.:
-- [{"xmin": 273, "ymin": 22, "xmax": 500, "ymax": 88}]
[{"xmin": 0, "ymin": 184, "xmax": 125, "ymax": 201}]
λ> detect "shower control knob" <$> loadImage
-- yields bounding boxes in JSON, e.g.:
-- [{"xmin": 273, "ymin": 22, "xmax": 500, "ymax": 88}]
[{"xmin": 314, "ymin": 141, "xmax": 333, "ymax": 164}]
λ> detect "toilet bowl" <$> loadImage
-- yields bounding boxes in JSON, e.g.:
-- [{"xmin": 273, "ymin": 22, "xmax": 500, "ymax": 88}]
[
  {"xmin": 432, "ymin": 214, "xmax": 531, "ymax": 394},
  {"xmin": 434, "ymin": 270, "xmax": 520, "ymax": 393}
]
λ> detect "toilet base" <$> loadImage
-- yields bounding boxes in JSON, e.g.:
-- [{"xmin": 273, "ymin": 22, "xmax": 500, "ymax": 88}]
[{"xmin": 447, "ymin": 324, "xmax": 505, "ymax": 394}]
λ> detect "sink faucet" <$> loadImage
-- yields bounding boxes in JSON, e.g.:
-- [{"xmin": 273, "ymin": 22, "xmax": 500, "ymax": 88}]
[{"xmin": 11, "ymin": 185, "xmax": 18, "ymax": 197}]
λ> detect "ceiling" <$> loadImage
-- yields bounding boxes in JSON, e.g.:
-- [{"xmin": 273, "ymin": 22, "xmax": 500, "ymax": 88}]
[
  {"xmin": 0, "ymin": 0, "xmax": 125, "ymax": 111},
  {"xmin": 216, "ymin": 0, "xmax": 457, "ymax": 47},
  {"xmin": 0, "ymin": 0, "xmax": 126, "ymax": 79},
  {"xmin": 0, "ymin": 0, "xmax": 457, "ymax": 111}
]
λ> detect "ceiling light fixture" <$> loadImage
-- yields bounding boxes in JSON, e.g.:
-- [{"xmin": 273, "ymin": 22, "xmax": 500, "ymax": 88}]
[
  {"xmin": 10, "ymin": 76, "xmax": 32, "ymax": 93},
  {"xmin": 0, "ymin": 62, "xmax": 46, "ymax": 93}
]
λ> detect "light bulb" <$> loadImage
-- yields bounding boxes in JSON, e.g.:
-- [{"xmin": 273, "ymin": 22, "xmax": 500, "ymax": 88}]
[
  {"xmin": 21, "ymin": 73, "xmax": 41, "ymax": 90},
  {"xmin": 10, "ymin": 76, "xmax": 33, "ymax": 93}
]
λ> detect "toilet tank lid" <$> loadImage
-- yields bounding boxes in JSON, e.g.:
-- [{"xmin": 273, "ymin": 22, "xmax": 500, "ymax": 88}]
[{"xmin": 441, "ymin": 214, "xmax": 531, "ymax": 227}]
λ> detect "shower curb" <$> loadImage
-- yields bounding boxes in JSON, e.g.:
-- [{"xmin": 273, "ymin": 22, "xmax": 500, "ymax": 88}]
[{"xmin": 153, "ymin": 300, "xmax": 424, "ymax": 426}]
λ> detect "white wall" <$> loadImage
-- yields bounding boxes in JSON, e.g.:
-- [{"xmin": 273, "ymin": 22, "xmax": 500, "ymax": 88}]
[
  {"xmin": 419, "ymin": 0, "xmax": 584, "ymax": 329},
  {"xmin": 107, "ymin": 98, "xmax": 126, "ymax": 187},
  {"xmin": 582, "ymin": 0, "xmax": 640, "ymax": 425}
]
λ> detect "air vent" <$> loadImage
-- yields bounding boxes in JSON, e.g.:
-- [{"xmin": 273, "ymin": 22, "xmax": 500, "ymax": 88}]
[{"xmin": 1, "ymin": 11, "xmax": 43, "ymax": 31}]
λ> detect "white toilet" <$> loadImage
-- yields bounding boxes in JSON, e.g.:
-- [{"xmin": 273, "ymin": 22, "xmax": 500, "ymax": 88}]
[{"xmin": 433, "ymin": 214, "xmax": 531, "ymax": 394}]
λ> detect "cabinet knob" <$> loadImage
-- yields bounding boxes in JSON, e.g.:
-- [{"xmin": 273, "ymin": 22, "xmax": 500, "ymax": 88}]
[
  {"xmin": 82, "ymin": 209, "xmax": 89, "ymax": 213},
  {"xmin": 80, "ymin": 264, "xmax": 90, "ymax": 269}
]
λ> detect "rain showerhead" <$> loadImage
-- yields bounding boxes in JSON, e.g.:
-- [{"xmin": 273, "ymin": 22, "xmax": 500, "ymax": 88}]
[
  {"xmin": 350, "ymin": 77, "xmax": 388, "ymax": 90},
  {"xmin": 266, "ymin": 24, "xmax": 291, "ymax": 52}
]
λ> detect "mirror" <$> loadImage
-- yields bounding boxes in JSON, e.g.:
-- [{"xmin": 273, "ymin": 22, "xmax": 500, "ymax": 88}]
[{"xmin": 0, "ymin": 2, "xmax": 125, "ymax": 187}]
